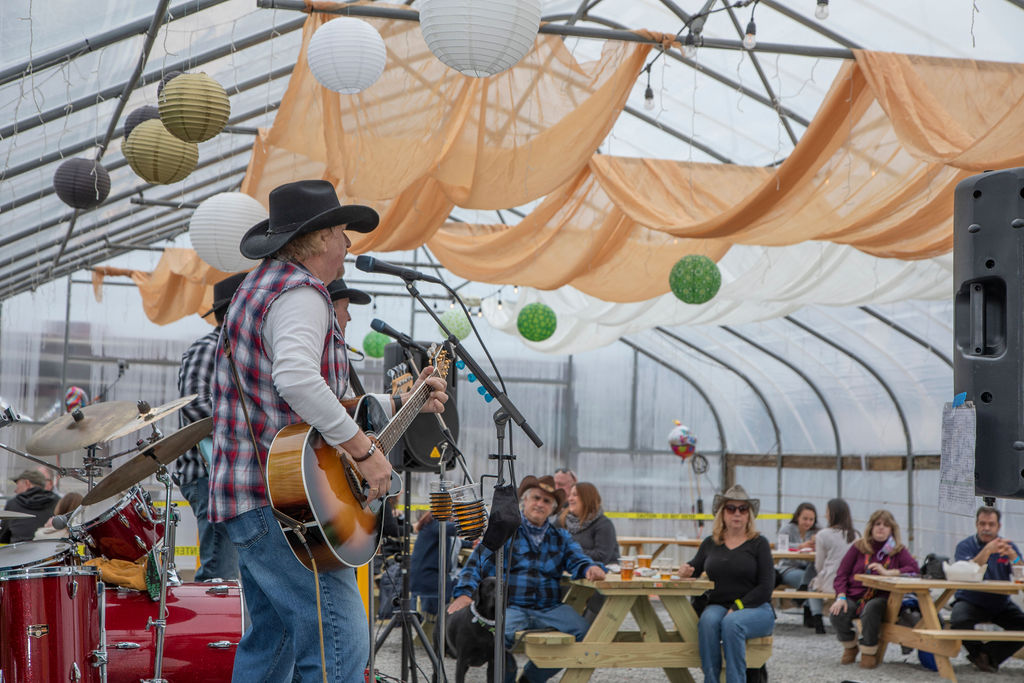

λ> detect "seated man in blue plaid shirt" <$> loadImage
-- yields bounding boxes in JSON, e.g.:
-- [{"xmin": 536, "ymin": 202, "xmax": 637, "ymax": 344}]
[{"xmin": 449, "ymin": 474, "xmax": 606, "ymax": 683}]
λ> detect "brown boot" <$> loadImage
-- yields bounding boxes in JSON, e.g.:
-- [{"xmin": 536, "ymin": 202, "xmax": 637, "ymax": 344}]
[
  {"xmin": 840, "ymin": 644, "xmax": 858, "ymax": 664},
  {"xmin": 859, "ymin": 645, "xmax": 879, "ymax": 669}
]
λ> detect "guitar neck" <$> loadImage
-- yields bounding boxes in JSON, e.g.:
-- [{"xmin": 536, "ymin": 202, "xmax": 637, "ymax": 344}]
[{"xmin": 375, "ymin": 375, "xmax": 437, "ymax": 454}]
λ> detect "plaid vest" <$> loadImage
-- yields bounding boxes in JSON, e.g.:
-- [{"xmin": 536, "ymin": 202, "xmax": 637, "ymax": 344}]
[{"xmin": 208, "ymin": 259, "xmax": 348, "ymax": 522}]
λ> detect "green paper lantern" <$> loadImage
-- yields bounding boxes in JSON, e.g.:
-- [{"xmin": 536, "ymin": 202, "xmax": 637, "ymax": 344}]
[
  {"xmin": 516, "ymin": 302, "xmax": 557, "ymax": 342},
  {"xmin": 438, "ymin": 308, "xmax": 472, "ymax": 340},
  {"xmin": 362, "ymin": 331, "xmax": 389, "ymax": 358},
  {"xmin": 669, "ymin": 254, "xmax": 721, "ymax": 305}
]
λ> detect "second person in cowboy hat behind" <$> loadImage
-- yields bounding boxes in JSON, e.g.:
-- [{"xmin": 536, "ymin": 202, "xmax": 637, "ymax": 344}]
[
  {"xmin": 449, "ymin": 475, "xmax": 606, "ymax": 683},
  {"xmin": 677, "ymin": 484, "xmax": 775, "ymax": 683},
  {"xmin": 207, "ymin": 179, "xmax": 450, "ymax": 682}
]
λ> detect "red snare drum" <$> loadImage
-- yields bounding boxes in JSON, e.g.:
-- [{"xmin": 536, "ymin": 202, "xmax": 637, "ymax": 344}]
[
  {"xmin": 0, "ymin": 566, "xmax": 104, "ymax": 683},
  {"xmin": 105, "ymin": 581, "xmax": 244, "ymax": 682},
  {"xmin": 80, "ymin": 486, "xmax": 164, "ymax": 562},
  {"xmin": 0, "ymin": 539, "xmax": 78, "ymax": 571}
]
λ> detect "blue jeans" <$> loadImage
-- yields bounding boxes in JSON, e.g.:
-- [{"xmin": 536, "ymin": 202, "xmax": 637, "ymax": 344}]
[
  {"xmin": 179, "ymin": 477, "xmax": 238, "ymax": 582},
  {"xmin": 698, "ymin": 603, "xmax": 775, "ymax": 683},
  {"xmin": 224, "ymin": 505, "xmax": 369, "ymax": 683},
  {"xmin": 504, "ymin": 603, "xmax": 590, "ymax": 683},
  {"xmin": 780, "ymin": 563, "xmax": 819, "ymax": 615}
]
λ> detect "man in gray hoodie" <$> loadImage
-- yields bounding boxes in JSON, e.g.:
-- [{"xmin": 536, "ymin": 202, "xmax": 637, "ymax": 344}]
[{"xmin": 0, "ymin": 469, "xmax": 61, "ymax": 542}]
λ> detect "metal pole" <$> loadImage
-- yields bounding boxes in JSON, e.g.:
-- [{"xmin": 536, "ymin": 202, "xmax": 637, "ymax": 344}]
[{"xmin": 59, "ymin": 275, "xmax": 73, "ymax": 396}]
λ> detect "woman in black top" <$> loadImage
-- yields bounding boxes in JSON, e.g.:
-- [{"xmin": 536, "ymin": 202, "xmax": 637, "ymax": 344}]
[
  {"xmin": 678, "ymin": 484, "xmax": 775, "ymax": 683},
  {"xmin": 557, "ymin": 482, "xmax": 618, "ymax": 565}
]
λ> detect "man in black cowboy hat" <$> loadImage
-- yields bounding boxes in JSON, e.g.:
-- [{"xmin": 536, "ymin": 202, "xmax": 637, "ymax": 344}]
[
  {"xmin": 207, "ymin": 180, "xmax": 449, "ymax": 682},
  {"xmin": 450, "ymin": 475, "xmax": 605, "ymax": 683},
  {"xmin": 174, "ymin": 271, "xmax": 247, "ymax": 582}
]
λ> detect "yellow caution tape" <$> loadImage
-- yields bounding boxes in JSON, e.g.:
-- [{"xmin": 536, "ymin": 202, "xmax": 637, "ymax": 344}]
[{"xmin": 393, "ymin": 505, "xmax": 788, "ymax": 521}]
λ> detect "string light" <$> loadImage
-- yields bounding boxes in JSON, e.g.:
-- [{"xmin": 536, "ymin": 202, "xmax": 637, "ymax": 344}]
[
  {"xmin": 449, "ymin": 300, "xmax": 455, "ymax": 308},
  {"xmin": 497, "ymin": 296, "xmax": 503, "ymax": 310},
  {"xmin": 814, "ymin": 0, "xmax": 829, "ymax": 20},
  {"xmin": 643, "ymin": 65, "xmax": 655, "ymax": 111},
  {"xmin": 476, "ymin": 308, "xmax": 483, "ymax": 318},
  {"xmin": 743, "ymin": 20, "xmax": 757, "ymax": 50},
  {"xmin": 513, "ymin": 285, "xmax": 519, "ymax": 294}
]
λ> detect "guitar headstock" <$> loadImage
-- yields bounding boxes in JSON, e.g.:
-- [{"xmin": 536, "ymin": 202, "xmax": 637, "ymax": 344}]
[{"xmin": 431, "ymin": 347, "xmax": 451, "ymax": 381}]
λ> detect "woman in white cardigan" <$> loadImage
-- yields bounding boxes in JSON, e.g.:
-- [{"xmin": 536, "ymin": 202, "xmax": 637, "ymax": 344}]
[{"xmin": 806, "ymin": 497, "xmax": 859, "ymax": 634}]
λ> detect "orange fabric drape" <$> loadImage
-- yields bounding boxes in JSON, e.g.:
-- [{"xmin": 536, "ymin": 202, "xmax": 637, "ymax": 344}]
[
  {"xmin": 125, "ymin": 10, "xmax": 1024, "ymax": 320},
  {"xmin": 92, "ymin": 249, "xmax": 231, "ymax": 325}
]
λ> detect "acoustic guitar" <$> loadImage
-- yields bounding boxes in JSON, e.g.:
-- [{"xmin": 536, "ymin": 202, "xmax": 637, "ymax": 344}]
[{"xmin": 265, "ymin": 349, "xmax": 450, "ymax": 570}]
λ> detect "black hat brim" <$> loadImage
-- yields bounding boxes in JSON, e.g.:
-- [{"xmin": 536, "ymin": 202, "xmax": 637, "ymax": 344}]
[
  {"xmin": 332, "ymin": 288, "xmax": 371, "ymax": 305},
  {"xmin": 239, "ymin": 204, "xmax": 379, "ymax": 260}
]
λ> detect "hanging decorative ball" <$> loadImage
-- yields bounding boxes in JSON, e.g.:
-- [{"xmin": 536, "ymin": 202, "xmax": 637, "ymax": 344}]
[
  {"xmin": 669, "ymin": 254, "xmax": 722, "ymax": 305},
  {"xmin": 157, "ymin": 70, "xmax": 184, "ymax": 95},
  {"xmin": 668, "ymin": 420, "xmax": 697, "ymax": 460},
  {"xmin": 123, "ymin": 105, "xmax": 160, "ymax": 138},
  {"xmin": 363, "ymin": 331, "xmax": 390, "ymax": 358},
  {"xmin": 159, "ymin": 72, "xmax": 231, "ymax": 143},
  {"xmin": 189, "ymin": 192, "xmax": 265, "ymax": 272},
  {"xmin": 122, "ymin": 119, "xmax": 198, "ymax": 184},
  {"xmin": 419, "ymin": 0, "xmax": 542, "ymax": 77},
  {"xmin": 306, "ymin": 17, "xmax": 387, "ymax": 94},
  {"xmin": 438, "ymin": 308, "xmax": 472, "ymax": 340},
  {"xmin": 516, "ymin": 302, "xmax": 557, "ymax": 342},
  {"xmin": 52, "ymin": 158, "xmax": 111, "ymax": 209}
]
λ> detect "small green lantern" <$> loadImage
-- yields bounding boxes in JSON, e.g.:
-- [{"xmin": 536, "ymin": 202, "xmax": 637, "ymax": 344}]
[
  {"xmin": 438, "ymin": 308, "xmax": 472, "ymax": 340},
  {"xmin": 669, "ymin": 254, "xmax": 722, "ymax": 305},
  {"xmin": 362, "ymin": 331, "xmax": 389, "ymax": 358},
  {"xmin": 516, "ymin": 302, "xmax": 557, "ymax": 342}
]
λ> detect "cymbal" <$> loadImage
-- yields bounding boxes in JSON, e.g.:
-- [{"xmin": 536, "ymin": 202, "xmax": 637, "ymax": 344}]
[
  {"xmin": 26, "ymin": 401, "xmax": 139, "ymax": 456},
  {"xmin": 82, "ymin": 417, "xmax": 212, "ymax": 506},
  {"xmin": 0, "ymin": 510, "xmax": 34, "ymax": 520},
  {"xmin": 103, "ymin": 395, "xmax": 198, "ymax": 442}
]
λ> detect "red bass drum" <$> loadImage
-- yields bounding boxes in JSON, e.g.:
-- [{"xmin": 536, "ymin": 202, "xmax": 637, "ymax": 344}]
[
  {"xmin": 0, "ymin": 566, "xmax": 103, "ymax": 683},
  {"xmin": 104, "ymin": 580, "xmax": 245, "ymax": 683}
]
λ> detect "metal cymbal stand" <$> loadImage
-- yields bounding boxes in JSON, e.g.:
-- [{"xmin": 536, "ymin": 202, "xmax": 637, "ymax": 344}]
[{"xmin": 141, "ymin": 463, "xmax": 178, "ymax": 683}]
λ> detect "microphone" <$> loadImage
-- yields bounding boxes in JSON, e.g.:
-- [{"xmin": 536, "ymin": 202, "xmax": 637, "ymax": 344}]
[
  {"xmin": 51, "ymin": 514, "xmax": 71, "ymax": 530},
  {"xmin": 370, "ymin": 319, "xmax": 430, "ymax": 355},
  {"xmin": 355, "ymin": 255, "xmax": 444, "ymax": 285}
]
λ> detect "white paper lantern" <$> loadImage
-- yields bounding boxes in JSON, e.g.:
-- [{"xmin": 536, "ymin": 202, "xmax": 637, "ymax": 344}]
[
  {"xmin": 420, "ymin": 0, "xmax": 542, "ymax": 77},
  {"xmin": 307, "ymin": 18, "xmax": 387, "ymax": 94},
  {"xmin": 189, "ymin": 192, "xmax": 266, "ymax": 272}
]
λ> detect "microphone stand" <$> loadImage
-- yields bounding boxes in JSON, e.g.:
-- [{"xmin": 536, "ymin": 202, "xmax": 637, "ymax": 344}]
[{"xmin": 401, "ymin": 280, "xmax": 542, "ymax": 683}]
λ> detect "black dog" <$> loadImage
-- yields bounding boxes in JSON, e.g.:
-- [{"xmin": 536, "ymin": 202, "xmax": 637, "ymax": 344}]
[{"xmin": 445, "ymin": 577, "xmax": 517, "ymax": 683}]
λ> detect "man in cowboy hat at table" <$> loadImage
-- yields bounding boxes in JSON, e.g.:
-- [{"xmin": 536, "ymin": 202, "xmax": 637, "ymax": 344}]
[
  {"xmin": 207, "ymin": 179, "xmax": 449, "ymax": 682},
  {"xmin": 449, "ymin": 474, "xmax": 606, "ymax": 683}
]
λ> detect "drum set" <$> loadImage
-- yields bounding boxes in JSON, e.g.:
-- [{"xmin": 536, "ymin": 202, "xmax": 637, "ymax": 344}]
[{"xmin": 0, "ymin": 398, "xmax": 244, "ymax": 683}]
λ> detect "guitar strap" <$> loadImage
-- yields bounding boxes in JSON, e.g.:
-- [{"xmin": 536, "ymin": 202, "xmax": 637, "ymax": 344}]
[{"xmin": 220, "ymin": 329, "xmax": 331, "ymax": 683}]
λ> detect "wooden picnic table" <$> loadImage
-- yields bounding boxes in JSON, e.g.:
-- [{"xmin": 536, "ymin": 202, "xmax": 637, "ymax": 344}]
[
  {"xmin": 854, "ymin": 574, "xmax": 1024, "ymax": 682},
  {"xmin": 522, "ymin": 576, "xmax": 771, "ymax": 682},
  {"xmin": 617, "ymin": 536, "xmax": 701, "ymax": 560}
]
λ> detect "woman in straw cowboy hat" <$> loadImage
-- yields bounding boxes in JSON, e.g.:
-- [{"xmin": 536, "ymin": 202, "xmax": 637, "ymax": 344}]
[{"xmin": 678, "ymin": 484, "xmax": 775, "ymax": 683}]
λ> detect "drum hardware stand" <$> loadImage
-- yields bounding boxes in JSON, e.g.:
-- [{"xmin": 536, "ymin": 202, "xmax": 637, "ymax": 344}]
[
  {"xmin": 142, "ymin": 463, "xmax": 178, "ymax": 683},
  {"xmin": 0, "ymin": 442, "xmax": 90, "ymax": 484},
  {"xmin": 374, "ymin": 470, "xmax": 441, "ymax": 683}
]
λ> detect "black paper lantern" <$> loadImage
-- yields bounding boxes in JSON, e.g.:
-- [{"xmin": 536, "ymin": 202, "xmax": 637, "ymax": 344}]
[
  {"xmin": 53, "ymin": 158, "xmax": 111, "ymax": 209},
  {"xmin": 123, "ymin": 105, "xmax": 159, "ymax": 138},
  {"xmin": 157, "ymin": 70, "xmax": 184, "ymax": 96}
]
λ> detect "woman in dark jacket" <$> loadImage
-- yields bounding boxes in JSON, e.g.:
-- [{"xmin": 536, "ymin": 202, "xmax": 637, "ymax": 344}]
[
  {"xmin": 558, "ymin": 482, "xmax": 618, "ymax": 565},
  {"xmin": 678, "ymin": 485, "xmax": 775, "ymax": 683},
  {"xmin": 830, "ymin": 508, "xmax": 919, "ymax": 669}
]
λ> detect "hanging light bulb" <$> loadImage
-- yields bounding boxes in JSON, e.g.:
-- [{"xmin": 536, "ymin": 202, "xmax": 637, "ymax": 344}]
[
  {"xmin": 814, "ymin": 0, "xmax": 829, "ymax": 20},
  {"xmin": 477, "ymin": 308, "xmax": 483, "ymax": 318},
  {"xmin": 497, "ymin": 296, "xmax": 503, "ymax": 310},
  {"xmin": 683, "ymin": 32, "xmax": 698, "ymax": 59},
  {"xmin": 743, "ymin": 20, "xmax": 757, "ymax": 50},
  {"xmin": 513, "ymin": 285, "xmax": 519, "ymax": 294},
  {"xmin": 449, "ymin": 300, "xmax": 455, "ymax": 309},
  {"xmin": 643, "ymin": 84, "xmax": 655, "ymax": 111}
]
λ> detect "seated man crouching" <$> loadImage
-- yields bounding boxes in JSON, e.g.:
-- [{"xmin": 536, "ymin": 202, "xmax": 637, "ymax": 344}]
[{"xmin": 448, "ymin": 474, "xmax": 606, "ymax": 683}]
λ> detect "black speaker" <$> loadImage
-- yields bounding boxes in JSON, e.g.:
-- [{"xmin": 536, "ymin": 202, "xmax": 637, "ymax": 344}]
[
  {"xmin": 382, "ymin": 341, "xmax": 458, "ymax": 472},
  {"xmin": 953, "ymin": 167, "xmax": 1024, "ymax": 499}
]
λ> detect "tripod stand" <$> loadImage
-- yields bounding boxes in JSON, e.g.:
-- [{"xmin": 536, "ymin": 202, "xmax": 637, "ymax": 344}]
[{"xmin": 374, "ymin": 470, "xmax": 441, "ymax": 683}]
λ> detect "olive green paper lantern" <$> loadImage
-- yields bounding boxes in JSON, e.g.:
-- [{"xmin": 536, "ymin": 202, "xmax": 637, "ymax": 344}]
[
  {"xmin": 438, "ymin": 308, "xmax": 472, "ymax": 340},
  {"xmin": 159, "ymin": 72, "xmax": 230, "ymax": 143},
  {"xmin": 669, "ymin": 254, "xmax": 722, "ymax": 304},
  {"xmin": 122, "ymin": 119, "xmax": 198, "ymax": 184},
  {"xmin": 516, "ymin": 302, "xmax": 557, "ymax": 342},
  {"xmin": 363, "ymin": 331, "xmax": 389, "ymax": 358}
]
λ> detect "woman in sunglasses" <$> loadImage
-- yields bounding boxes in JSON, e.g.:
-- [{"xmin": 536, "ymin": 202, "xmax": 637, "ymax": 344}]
[
  {"xmin": 829, "ymin": 509, "xmax": 919, "ymax": 669},
  {"xmin": 678, "ymin": 485, "xmax": 775, "ymax": 683}
]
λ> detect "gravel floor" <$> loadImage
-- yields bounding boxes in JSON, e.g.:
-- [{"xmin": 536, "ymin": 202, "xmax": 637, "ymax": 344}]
[{"xmin": 370, "ymin": 605, "xmax": 1024, "ymax": 682}]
